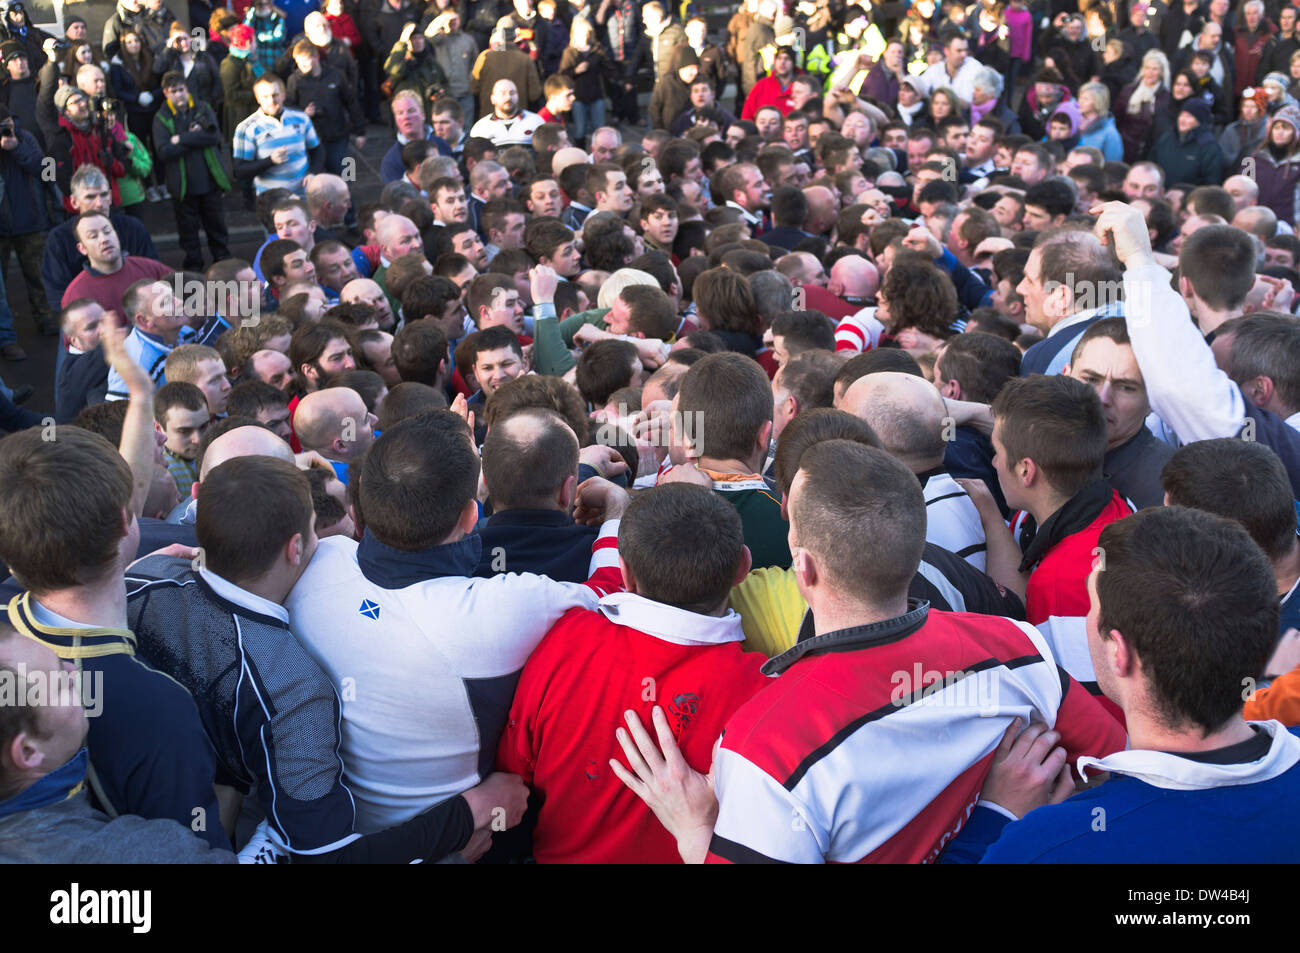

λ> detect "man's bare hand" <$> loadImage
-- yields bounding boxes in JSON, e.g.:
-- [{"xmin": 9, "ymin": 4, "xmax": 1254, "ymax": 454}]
[
  {"xmin": 578, "ymin": 442, "xmax": 630, "ymax": 478},
  {"xmin": 128, "ymin": 543, "xmax": 201, "ymax": 570},
  {"xmin": 294, "ymin": 450, "xmax": 336, "ymax": 474},
  {"xmin": 943, "ymin": 397, "xmax": 994, "ymax": 435},
  {"xmin": 459, "ymin": 827, "xmax": 493, "ymax": 863},
  {"xmin": 979, "ymin": 718, "xmax": 1075, "ymax": 819},
  {"xmin": 953, "ymin": 476, "xmax": 1001, "ymax": 521},
  {"xmin": 461, "ymin": 771, "xmax": 528, "ymax": 830},
  {"xmin": 902, "ymin": 225, "xmax": 942, "ymax": 259},
  {"xmin": 449, "ymin": 392, "xmax": 476, "ymax": 433},
  {"xmin": 572, "ymin": 322, "xmax": 611, "ymax": 346},
  {"xmin": 100, "ymin": 314, "xmax": 152, "ymax": 396},
  {"xmin": 529, "ymin": 264, "xmax": 558, "ymax": 305},
  {"xmin": 573, "ymin": 475, "xmax": 630, "ymax": 525},
  {"xmin": 609, "ymin": 706, "xmax": 717, "ymax": 864},
  {"xmin": 628, "ymin": 336, "xmax": 667, "ymax": 370},
  {"xmin": 1089, "ymin": 200, "xmax": 1155, "ymax": 268}
]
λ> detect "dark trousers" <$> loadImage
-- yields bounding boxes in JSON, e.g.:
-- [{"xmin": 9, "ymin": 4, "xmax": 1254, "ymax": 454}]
[
  {"xmin": 320, "ymin": 136, "xmax": 351, "ymax": 176},
  {"xmin": 0, "ymin": 231, "xmax": 51, "ymax": 321},
  {"xmin": 173, "ymin": 187, "xmax": 231, "ymax": 271}
]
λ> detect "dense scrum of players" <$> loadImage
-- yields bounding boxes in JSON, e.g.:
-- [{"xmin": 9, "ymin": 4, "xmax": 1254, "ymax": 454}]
[{"xmin": 0, "ymin": 0, "xmax": 1299, "ymax": 864}]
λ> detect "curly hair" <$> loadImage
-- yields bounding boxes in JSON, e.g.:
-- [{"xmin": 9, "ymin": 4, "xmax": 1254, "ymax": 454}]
[{"xmin": 878, "ymin": 253, "xmax": 959, "ymax": 339}]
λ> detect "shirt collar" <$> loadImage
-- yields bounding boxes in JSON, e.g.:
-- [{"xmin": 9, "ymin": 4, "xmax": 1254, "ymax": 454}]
[
  {"xmin": 725, "ymin": 201, "xmax": 762, "ymax": 226},
  {"xmin": 1018, "ymin": 480, "xmax": 1116, "ymax": 572},
  {"xmin": 596, "ymin": 591, "xmax": 747, "ymax": 646},
  {"xmin": 763, "ymin": 599, "xmax": 931, "ymax": 675},
  {"xmin": 198, "ymin": 567, "xmax": 288, "ymax": 623},
  {"xmin": 1077, "ymin": 720, "xmax": 1300, "ymax": 788},
  {"xmin": 356, "ymin": 528, "xmax": 483, "ymax": 588},
  {"xmin": 0, "ymin": 748, "xmax": 88, "ymax": 821}
]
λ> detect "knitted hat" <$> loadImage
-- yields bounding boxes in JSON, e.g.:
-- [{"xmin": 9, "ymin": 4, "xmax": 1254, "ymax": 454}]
[
  {"xmin": 1034, "ymin": 65, "xmax": 1065, "ymax": 85},
  {"xmin": 63, "ymin": 14, "xmax": 85, "ymax": 30},
  {"xmin": 1178, "ymin": 96, "xmax": 1212, "ymax": 125},
  {"xmin": 1262, "ymin": 71, "xmax": 1291, "ymax": 92},
  {"xmin": 1272, "ymin": 104, "xmax": 1300, "ymax": 136},
  {"xmin": 1241, "ymin": 86, "xmax": 1269, "ymax": 113},
  {"xmin": 54, "ymin": 84, "xmax": 87, "ymax": 113},
  {"xmin": 229, "ymin": 23, "xmax": 255, "ymax": 51}
]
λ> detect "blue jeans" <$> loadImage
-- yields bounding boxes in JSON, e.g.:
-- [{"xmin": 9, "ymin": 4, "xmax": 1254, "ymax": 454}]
[
  {"xmin": 570, "ymin": 99, "xmax": 606, "ymax": 145},
  {"xmin": 320, "ymin": 137, "xmax": 351, "ymax": 177},
  {"xmin": 458, "ymin": 94, "xmax": 476, "ymax": 128}
]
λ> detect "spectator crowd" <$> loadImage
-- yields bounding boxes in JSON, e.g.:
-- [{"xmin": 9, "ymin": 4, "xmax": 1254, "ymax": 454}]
[{"xmin": 2, "ymin": 0, "xmax": 1300, "ymax": 865}]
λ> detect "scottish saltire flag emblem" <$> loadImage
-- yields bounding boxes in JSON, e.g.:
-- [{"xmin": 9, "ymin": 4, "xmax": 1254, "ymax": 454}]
[{"xmin": 358, "ymin": 599, "xmax": 381, "ymax": 620}]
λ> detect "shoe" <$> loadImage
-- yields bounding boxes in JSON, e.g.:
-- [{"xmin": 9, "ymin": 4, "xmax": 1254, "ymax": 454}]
[
  {"xmin": 145, "ymin": 186, "xmax": 160, "ymax": 203},
  {"xmin": 157, "ymin": 184, "xmax": 172, "ymax": 200},
  {"xmin": 11, "ymin": 384, "xmax": 32, "ymax": 404},
  {"xmin": 2, "ymin": 342, "xmax": 25, "ymax": 361}
]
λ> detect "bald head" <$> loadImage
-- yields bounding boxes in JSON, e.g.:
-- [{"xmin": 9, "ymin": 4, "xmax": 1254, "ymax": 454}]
[
  {"xmin": 294, "ymin": 387, "xmax": 375, "ymax": 461},
  {"xmin": 306, "ymin": 173, "xmax": 350, "ymax": 224},
  {"xmin": 199, "ymin": 426, "xmax": 294, "ymax": 481},
  {"xmin": 551, "ymin": 147, "xmax": 590, "ymax": 177},
  {"xmin": 803, "ymin": 186, "xmax": 837, "ymax": 235},
  {"xmin": 1223, "ymin": 175, "xmax": 1260, "ymax": 212},
  {"xmin": 842, "ymin": 371, "xmax": 947, "ymax": 471},
  {"xmin": 1233, "ymin": 205, "xmax": 1278, "ymax": 241},
  {"xmin": 829, "ymin": 256, "xmax": 880, "ymax": 299}
]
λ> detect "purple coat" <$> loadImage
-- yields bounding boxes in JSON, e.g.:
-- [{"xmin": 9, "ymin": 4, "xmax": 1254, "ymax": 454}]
[{"xmin": 1246, "ymin": 148, "xmax": 1300, "ymax": 225}]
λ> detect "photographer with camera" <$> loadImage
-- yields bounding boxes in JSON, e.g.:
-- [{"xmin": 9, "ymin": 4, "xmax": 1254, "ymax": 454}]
[
  {"xmin": 154, "ymin": 71, "xmax": 232, "ymax": 271},
  {"xmin": 49, "ymin": 84, "xmax": 132, "ymax": 214},
  {"xmin": 0, "ymin": 103, "xmax": 53, "ymax": 353}
]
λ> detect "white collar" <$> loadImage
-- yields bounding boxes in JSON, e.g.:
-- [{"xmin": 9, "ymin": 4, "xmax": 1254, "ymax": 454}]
[
  {"xmin": 199, "ymin": 566, "xmax": 289, "ymax": 623},
  {"xmin": 1047, "ymin": 306, "xmax": 1106, "ymax": 338},
  {"xmin": 1285, "ymin": 410, "xmax": 1300, "ymax": 432},
  {"xmin": 725, "ymin": 200, "xmax": 761, "ymax": 226},
  {"xmin": 29, "ymin": 599, "xmax": 102, "ymax": 630},
  {"xmin": 596, "ymin": 591, "xmax": 747, "ymax": 647},
  {"xmin": 1077, "ymin": 720, "xmax": 1300, "ymax": 790}
]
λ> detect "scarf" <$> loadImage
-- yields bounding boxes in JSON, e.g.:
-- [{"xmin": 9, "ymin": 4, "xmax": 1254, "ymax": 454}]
[{"xmin": 1126, "ymin": 79, "xmax": 1160, "ymax": 115}]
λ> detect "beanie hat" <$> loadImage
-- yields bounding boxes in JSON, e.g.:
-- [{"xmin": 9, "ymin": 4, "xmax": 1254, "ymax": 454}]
[
  {"xmin": 1178, "ymin": 96, "xmax": 1212, "ymax": 126},
  {"xmin": 54, "ymin": 84, "xmax": 87, "ymax": 113},
  {"xmin": 1271, "ymin": 104, "xmax": 1300, "ymax": 136},
  {"xmin": 1035, "ymin": 65, "xmax": 1065, "ymax": 85},
  {"xmin": 229, "ymin": 23, "xmax": 255, "ymax": 51},
  {"xmin": 1241, "ymin": 86, "xmax": 1269, "ymax": 113}
]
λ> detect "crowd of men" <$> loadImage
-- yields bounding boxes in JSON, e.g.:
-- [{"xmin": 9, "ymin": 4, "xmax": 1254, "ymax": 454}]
[{"xmin": 1, "ymin": 0, "xmax": 1300, "ymax": 865}]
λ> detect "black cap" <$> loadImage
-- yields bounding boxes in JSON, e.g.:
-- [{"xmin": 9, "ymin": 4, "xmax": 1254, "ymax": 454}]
[{"xmin": 0, "ymin": 40, "xmax": 24, "ymax": 62}]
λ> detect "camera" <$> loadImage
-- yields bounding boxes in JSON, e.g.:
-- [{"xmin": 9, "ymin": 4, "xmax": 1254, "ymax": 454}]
[
  {"xmin": 51, "ymin": 37, "xmax": 69, "ymax": 53},
  {"xmin": 0, "ymin": 119, "xmax": 14, "ymax": 137}
]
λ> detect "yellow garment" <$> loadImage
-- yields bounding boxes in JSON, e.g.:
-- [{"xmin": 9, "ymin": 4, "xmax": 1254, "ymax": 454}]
[{"xmin": 729, "ymin": 566, "xmax": 808, "ymax": 657}]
